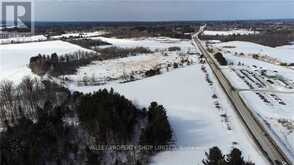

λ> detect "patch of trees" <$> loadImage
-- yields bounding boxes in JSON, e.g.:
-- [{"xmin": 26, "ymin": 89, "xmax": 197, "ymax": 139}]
[
  {"xmin": 202, "ymin": 146, "xmax": 255, "ymax": 165},
  {"xmin": 67, "ymin": 39, "xmax": 111, "ymax": 49},
  {"xmin": 0, "ymin": 105, "xmax": 95, "ymax": 165},
  {"xmin": 0, "ymin": 77, "xmax": 70, "ymax": 125},
  {"xmin": 29, "ymin": 51, "xmax": 98, "ymax": 76},
  {"xmin": 168, "ymin": 46, "xmax": 181, "ymax": 51},
  {"xmin": 95, "ymin": 46, "xmax": 152, "ymax": 60},
  {"xmin": 145, "ymin": 68, "xmax": 161, "ymax": 77},
  {"xmin": 0, "ymin": 79, "xmax": 172, "ymax": 164},
  {"xmin": 252, "ymin": 54, "xmax": 259, "ymax": 60},
  {"xmin": 214, "ymin": 52, "xmax": 228, "ymax": 66},
  {"xmin": 77, "ymin": 89, "xmax": 139, "ymax": 143}
]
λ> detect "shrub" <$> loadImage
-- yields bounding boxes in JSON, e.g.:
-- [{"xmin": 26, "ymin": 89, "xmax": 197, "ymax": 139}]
[
  {"xmin": 145, "ymin": 68, "xmax": 161, "ymax": 77},
  {"xmin": 168, "ymin": 46, "xmax": 181, "ymax": 51},
  {"xmin": 214, "ymin": 52, "xmax": 227, "ymax": 65}
]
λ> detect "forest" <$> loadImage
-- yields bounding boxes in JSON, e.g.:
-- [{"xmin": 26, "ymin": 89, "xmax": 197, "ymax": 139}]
[{"xmin": 0, "ymin": 78, "xmax": 172, "ymax": 165}]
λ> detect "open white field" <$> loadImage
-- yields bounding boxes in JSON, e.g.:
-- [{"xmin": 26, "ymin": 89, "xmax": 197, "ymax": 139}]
[
  {"xmin": 240, "ymin": 91, "xmax": 294, "ymax": 162},
  {"xmin": 203, "ymin": 29, "xmax": 259, "ymax": 36},
  {"xmin": 0, "ymin": 35, "xmax": 47, "ymax": 44},
  {"xmin": 0, "ymin": 35, "xmax": 270, "ymax": 164},
  {"xmin": 64, "ymin": 52, "xmax": 198, "ymax": 85},
  {"xmin": 91, "ymin": 36, "xmax": 197, "ymax": 52},
  {"xmin": 62, "ymin": 37, "xmax": 199, "ymax": 87},
  {"xmin": 69, "ymin": 64, "xmax": 268, "ymax": 165},
  {"xmin": 50, "ymin": 31, "xmax": 106, "ymax": 39},
  {"xmin": 0, "ymin": 40, "xmax": 92, "ymax": 83},
  {"xmin": 214, "ymin": 41, "xmax": 294, "ymax": 63},
  {"xmin": 213, "ymin": 41, "xmax": 294, "ymax": 162},
  {"xmin": 222, "ymin": 53, "xmax": 294, "ymax": 91}
]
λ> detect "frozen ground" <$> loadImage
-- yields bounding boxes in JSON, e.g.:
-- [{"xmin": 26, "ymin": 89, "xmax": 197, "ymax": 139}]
[
  {"xmin": 64, "ymin": 37, "xmax": 267, "ymax": 164},
  {"xmin": 221, "ymin": 52, "xmax": 294, "ymax": 91},
  {"xmin": 0, "ymin": 35, "xmax": 47, "ymax": 44},
  {"xmin": 214, "ymin": 41, "xmax": 294, "ymax": 63},
  {"xmin": 0, "ymin": 35, "xmax": 269, "ymax": 164},
  {"xmin": 51, "ymin": 31, "xmax": 106, "ymax": 39},
  {"xmin": 64, "ymin": 52, "xmax": 197, "ymax": 86},
  {"xmin": 0, "ymin": 40, "xmax": 92, "ymax": 83},
  {"xmin": 91, "ymin": 37, "xmax": 196, "ymax": 52},
  {"xmin": 213, "ymin": 41, "xmax": 294, "ymax": 162},
  {"xmin": 62, "ymin": 37, "xmax": 199, "ymax": 86},
  {"xmin": 69, "ymin": 64, "xmax": 268, "ymax": 165},
  {"xmin": 240, "ymin": 91, "xmax": 294, "ymax": 162},
  {"xmin": 203, "ymin": 29, "xmax": 259, "ymax": 36}
]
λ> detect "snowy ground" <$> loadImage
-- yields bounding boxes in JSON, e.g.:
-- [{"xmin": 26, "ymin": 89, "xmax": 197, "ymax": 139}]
[
  {"xmin": 61, "ymin": 37, "xmax": 198, "ymax": 86},
  {"xmin": 211, "ymin": 41, "xmax": 294, "ymax": 162},
  {"xmin": 0, "ymin": 35, "xmax": 269, "ymax": 164},
  {"xmin": 240, "ymin": 91, "xmax": 294, "ymax": 162},
  {"xmin": 203, "ymin": 29, "xmax": 259, "ymax": 36},
  {"xmin": 0, "ymin": 35, "xmax": 47, "ymax": 44},
  {"xmin": 220, "ymin": 51, "xmax": 294, "ymax": 92},
  {"xmin": 69, "ymin": 64, "xmax": 268, "ymax": 165},
  {"xmin": 0, "ymin": 40, "xmax": 92, "ymax": 83},
  {"xmin": 91, "ymin": 37, "xmax": 195, "ymax": 52},
  {"xmin": 64, "ymin": 52, "xmax": 198, "ymax": 86},
  {"xmin": 62, "ymin": 37, "xmax": 268, "ymax": 164},
  {"xmin": 50, "ymin": 31, "xmax": 106, "ymax": 39},
  {"xmin": 214, "ymin": 41, "xmax": 294, "ymax": 63}
]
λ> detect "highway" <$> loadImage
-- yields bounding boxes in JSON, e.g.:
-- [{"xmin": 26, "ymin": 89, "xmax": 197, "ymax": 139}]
[{"xmin": 192, "ymin": 26, "xmax": 292, "ymax": 165}]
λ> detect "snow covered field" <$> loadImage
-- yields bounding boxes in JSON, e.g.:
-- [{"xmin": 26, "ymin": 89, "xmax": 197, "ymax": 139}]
[
  {"xmin": 240, "ymin": 91, "xmax": 294, "ymax": 162},
  {"xmin": 220, "ymin": 51, "xmax": 294, "ymax": 91},
  {"xmin": 214, "ymin": 41, "xmax": 294, "ymax": 63},
  {"xmin": 61, "ymin": 37, "xmax": 198, "ymax": 86},
  {"xmin": 51, "ymin": 31, "xmax": 106, "ymax": 39},
  {"xmin": 57, "ymin": 36, "xmax": 268, "ymax": 164},
  {"xmin": 0, "ymin": 34, "xmax": 271, "ymax": 164},
  {"xmin": 64, "ymin": 52, "xmax": 197, "ymax": 85},
  {"xmin": 0, "ymin": 35, "xmax": 47, "ymax": 44},
  {"xmin": 91, "ymin": 37, "xmax": 196, "ymax": 52},
  {"xmin": 0, "ymin": 40, "xmax": 91, "ymax": 83},
  {"xmin": 211, "ymin": 41, "xmax": 294, "ymax": 162},
  {"xmin": 69, "ymin": 64, "xmax": 268, "ymax": 165},
  {"xmin": 203, "ymin": 29, "xmax": 259, "ymax": 36}
]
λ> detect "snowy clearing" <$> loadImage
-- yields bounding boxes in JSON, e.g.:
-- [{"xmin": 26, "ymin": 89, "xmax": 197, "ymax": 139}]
[
  {"xmin": 64, "ymin": 52, "xmax": 197, "ymax": 86},
  {"xmin": 221, "ymin": 53, "xmax": 294, "ymax": 91},
  {"xmin": 240, "ymin": 91, "xmax": 294, "ymax": 162},
  {"xmin": 91, "ymin": 37, "xmax": 196, "ymax": 52},
  {"xmin": 203, "ymin": 29, "xmax": 259, "ymax": 36},
  {"xmin": 214, "ymin": 41, "xmax": 294, "ymax": 63},
  {"xmin": 50, "ymin": 31, "xmax": 106, "ymax": 39},
  {"xmin": 0, "ymin": 40, "xmax": 92, "ymax": 83},
  {"xmin": 212, "ymin": 42, "xmax": 294, "ymax": 162},
  {"xmin": 61, "ymin": 37, "xmax": 199, "ymax": 87},
  {"xmin": 0, "ymin": 35, "xmax": 47, "ymax": 44},
  {"xmin": 69, "ymin": 64, "xmax": 268, "ymax": 165}
]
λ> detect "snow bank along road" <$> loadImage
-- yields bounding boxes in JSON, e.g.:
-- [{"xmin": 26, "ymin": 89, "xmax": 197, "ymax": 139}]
[{"xmin": 192, "ymin": 28, "xmax": 292, "ymax": 165}]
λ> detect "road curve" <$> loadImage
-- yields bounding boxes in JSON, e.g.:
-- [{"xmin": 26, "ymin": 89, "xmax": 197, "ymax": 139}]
[{"xmin": 192, "ymin": 26, "xmax": 292, "ymax": 165}]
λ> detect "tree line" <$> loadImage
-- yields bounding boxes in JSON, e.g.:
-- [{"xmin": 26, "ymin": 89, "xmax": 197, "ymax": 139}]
[
  {"xmin": 29, "ymin": 51, "xmax": 98, "ymax": 76},
  {"xmin": 29, "ymin": 46, "xmax": 153, "ymax": 78}
]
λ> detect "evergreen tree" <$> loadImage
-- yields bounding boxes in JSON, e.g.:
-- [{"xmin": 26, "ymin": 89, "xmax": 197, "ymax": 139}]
[
  {"xmin": 202, "ymin": 146, "xmax": 225, "ymax": 165},
  {"xmin": 140, "ymin": 102, "xmax": 172, "ymax": 146}
]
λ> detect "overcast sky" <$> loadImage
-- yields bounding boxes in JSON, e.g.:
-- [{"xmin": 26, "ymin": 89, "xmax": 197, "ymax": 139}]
[{"xmin": 32, "ymin": 0, "xmax": 294, "ymax": 21}]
